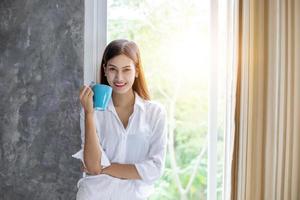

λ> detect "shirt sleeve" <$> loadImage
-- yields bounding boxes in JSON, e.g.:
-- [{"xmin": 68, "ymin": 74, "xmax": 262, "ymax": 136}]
[
  {"xmin": 72, "ymin": 108, "xmax": 111, "ymax": 168},
  {"xmin": 134, "ymin": 106, "xmax": 168, "ymax": 185}
]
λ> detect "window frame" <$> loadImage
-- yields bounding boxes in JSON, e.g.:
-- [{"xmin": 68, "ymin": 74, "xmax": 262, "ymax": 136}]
[
  {"xmin": 84, "ymin": 1, "xmax": 233, "ymax": 199},
  {"xmin": 84, "ymin": 0, "xmax": 107, "ymax": 85}
]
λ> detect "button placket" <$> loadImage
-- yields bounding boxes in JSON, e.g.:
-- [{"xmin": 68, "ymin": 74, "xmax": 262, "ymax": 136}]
[
  {"xmin": 120, "ymin": 134, "xmax": 127, "ymax": 163},
  {"xmin": 119, "ymin": 109, "xmax": 136, "ymax": 162},
  {"xmin": 110, "ymin": 104, "xmax": 137, "ymax": 162}
]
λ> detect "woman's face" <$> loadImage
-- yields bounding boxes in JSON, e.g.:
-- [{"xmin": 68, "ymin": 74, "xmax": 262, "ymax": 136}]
[{"xmin": 104, "ymin": 54, "xmax": 137, "ymax": 95}]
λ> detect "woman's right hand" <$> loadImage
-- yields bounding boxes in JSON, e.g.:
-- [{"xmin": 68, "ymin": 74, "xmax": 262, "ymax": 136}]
[
  {"xmin": 79, "ymin": 85, "xmax": 94, "ymax": 114},
  {"xmin": 80, "ymin": 162, "xmax": 89, "ymax": 173}
]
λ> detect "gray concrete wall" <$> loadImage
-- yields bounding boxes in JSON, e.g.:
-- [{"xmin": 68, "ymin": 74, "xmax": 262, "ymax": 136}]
[{"xmin": 0, "ymin": 0, "xmax": 84, "ymax": 199}]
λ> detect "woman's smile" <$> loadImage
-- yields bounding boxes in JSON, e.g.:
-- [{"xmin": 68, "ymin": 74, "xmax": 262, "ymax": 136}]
[{"xmin": 114, "ymin": 82, "xmax": 127, "ymax": 88}]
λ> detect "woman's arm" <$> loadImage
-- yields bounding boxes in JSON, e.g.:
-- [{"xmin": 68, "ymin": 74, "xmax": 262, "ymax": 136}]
[
  {"xmin": 83, "ymin": 111, "xmax": 102, "ymax": 174},
  {"xmin": 98, "ymin": 107, "xmax": 168, "ymax": 181},
  {"xmin": 81, "ymin": 162, "xmax": 141, "ymax": 180},
  {"xmin": 100, "ymin": 163, "xmax": 141, "ymax": 179}
]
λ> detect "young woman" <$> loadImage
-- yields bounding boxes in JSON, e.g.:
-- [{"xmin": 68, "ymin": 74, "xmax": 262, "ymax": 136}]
[{"xmin": 72, "ymin": 39, "xmax": 168, "ymax": 200}]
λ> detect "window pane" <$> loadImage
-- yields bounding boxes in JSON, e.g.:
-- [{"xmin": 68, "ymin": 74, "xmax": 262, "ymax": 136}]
[{"xmin": 108, "ymin": 1, "xmax": 226, "ymax": 199}]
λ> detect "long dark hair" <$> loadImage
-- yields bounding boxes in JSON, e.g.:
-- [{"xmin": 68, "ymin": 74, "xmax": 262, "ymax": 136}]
[{"xmin": 100, "ymin": 39, "xmax": 150, "ymax": 100}]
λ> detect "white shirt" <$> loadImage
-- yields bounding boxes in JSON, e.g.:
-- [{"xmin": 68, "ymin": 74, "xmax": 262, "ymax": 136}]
[{"xmin": 72, "ymin": 92, "xmax": 168, "ymax": 200}]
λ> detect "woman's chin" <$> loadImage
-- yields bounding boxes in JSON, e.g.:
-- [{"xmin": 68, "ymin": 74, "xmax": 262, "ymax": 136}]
[{"xmin": 112, "ymin": 87, "xmax": 131, "ymax": 95}]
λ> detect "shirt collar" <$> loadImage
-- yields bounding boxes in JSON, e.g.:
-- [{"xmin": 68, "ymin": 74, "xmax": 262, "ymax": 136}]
[{"xmin": 107, "ymin": 91, "xmax": 145, "ymax": 112}]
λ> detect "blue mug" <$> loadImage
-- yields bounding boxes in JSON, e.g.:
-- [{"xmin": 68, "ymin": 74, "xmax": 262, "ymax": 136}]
[{"xmin": 90, "ymin": 82, "xmax": 112, "ymax": 111}]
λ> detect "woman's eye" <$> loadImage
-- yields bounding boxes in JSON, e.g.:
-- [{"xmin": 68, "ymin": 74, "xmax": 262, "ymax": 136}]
[
  {"xmin": 124, "ymin": 69, "xmax": 131, "ymax": 72},
  {"xmin": 109, "ymin": 68, "xmax": 115, "ymax": 71}
]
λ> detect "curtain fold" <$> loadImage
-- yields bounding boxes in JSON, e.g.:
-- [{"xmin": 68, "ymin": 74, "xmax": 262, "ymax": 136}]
[{"xmin": 231, "ymin": 0, "xmax": 300, "ymax": 199}]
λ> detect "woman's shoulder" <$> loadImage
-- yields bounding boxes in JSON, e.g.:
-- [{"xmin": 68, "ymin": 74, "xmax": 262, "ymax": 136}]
[{"xmin": 143, "ymin": 99, "xmax": 167, "ymax": 116}]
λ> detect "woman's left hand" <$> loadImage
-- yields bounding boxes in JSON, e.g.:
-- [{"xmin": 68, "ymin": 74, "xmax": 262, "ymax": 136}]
[{"xmin": 81, "ymin": 163, "xmax": 104, "ymax": 175}]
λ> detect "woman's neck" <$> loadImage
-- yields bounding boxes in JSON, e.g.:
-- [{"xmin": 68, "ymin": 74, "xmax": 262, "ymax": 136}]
[{"xmin": 112, "ymin": 89, "xmax": 135, "ymax": 108}]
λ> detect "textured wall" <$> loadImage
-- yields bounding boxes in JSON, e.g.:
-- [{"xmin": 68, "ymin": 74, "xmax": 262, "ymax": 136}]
[{"xmin": 0, "ymin": 0, "xmax": 83, "ymax": 199}]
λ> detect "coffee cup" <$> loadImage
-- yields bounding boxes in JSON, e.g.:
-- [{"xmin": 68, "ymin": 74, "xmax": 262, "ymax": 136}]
[{"xmin": 90, "ymin": 82, "xmax": 112, "ymax": 111}]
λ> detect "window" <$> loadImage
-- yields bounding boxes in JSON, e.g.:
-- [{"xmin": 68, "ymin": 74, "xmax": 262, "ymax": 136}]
[{"xmin": 84, "ymin": 0, "xmax": 233, "ymax": 199}]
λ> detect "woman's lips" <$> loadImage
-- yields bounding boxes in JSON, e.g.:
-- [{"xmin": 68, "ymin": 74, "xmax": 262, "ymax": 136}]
[{"xmin": 114, "ymin": 83, "xmax": 126, "ymax": 88}]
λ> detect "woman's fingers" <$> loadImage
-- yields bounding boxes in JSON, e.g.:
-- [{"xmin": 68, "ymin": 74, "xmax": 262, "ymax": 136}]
[
  {"xmin": 80, "ymin": 85, "xmax": 92, "ymax": 100},
  {"xmin": 79, "ymin": 85, "xmax": 87, "ymax": 95},
  {"xmin": 87, "ymin": 90, "xmax": 94, "ymax": 96},
  {"xmin": 80, "ymin": 163, "xmax": 88, "ymax": 172},
  {"xmin": 79, "ymin": 85, "xmax": 88, "ymax": 99},
  {"xmin": 85, "ymin": 89, "xmax": 92, "ymax": 98},
  {"xmin": 79, "ymin": 85, "xmax": 93, "ymax": 113}
]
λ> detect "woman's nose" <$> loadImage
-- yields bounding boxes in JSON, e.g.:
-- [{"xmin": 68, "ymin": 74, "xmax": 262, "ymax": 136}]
[{"xmin": 116, "ymin": 71, "xmax": 124, "ymax": 80}]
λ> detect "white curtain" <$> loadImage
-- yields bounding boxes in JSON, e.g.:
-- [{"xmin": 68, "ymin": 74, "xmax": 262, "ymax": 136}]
[{"xmin": 230, "ymin": 0, "xmax": 300, "ymax": 199}]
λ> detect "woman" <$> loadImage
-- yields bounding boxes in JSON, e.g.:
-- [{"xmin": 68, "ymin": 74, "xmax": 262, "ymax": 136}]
[{"xmin": 72, "ymin": 39, "xmax": 168, "ymax": 200}]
